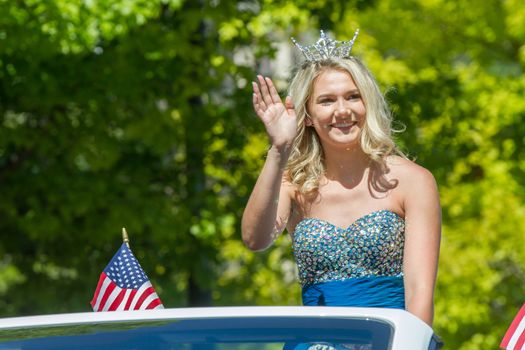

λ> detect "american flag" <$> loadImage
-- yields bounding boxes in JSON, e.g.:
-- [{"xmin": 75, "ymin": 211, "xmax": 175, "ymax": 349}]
[
  {"xmin": 90, "ymin": 243, "xmax": 164, "ymax": 311},
  {"xmin": 501, "ymin": 304, "xmax": 525, "ymax": 350}
]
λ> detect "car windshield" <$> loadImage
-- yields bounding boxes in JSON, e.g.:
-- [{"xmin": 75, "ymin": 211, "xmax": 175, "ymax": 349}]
[{"xmin": 0, "ymin": 316, "xmax": 393, "ymax": 350}]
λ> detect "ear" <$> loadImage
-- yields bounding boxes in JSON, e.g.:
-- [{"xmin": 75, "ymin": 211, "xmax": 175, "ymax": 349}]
[{"xmin": 305, "ymin": 116, "xmax": 313, "ymax": 126}]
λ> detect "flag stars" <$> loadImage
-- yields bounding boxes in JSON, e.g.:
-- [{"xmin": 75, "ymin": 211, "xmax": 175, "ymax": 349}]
[
  {"xmin": 102, "ymin": 245, "xmax": 155, "ymax": 290},
  {"xmin": 92, "ymin": 243, "xmax": 163, "ymax": 312}
]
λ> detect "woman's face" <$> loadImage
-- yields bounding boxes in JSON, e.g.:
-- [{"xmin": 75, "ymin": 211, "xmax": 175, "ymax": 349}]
[{"xmin": 306, "ymin": 68, "xmax": 366, "ymax": 149}]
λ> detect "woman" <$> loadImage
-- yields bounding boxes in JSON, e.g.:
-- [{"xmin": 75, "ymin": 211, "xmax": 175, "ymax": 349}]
[{"xmin": 241, "ymin": 30, "xmax": 441, "ymax": 326}]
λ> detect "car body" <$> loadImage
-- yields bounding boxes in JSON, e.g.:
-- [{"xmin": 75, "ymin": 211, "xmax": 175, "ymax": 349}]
[{"xmin": 0, "ymin": 306, "xmax": 443, "ymax": 349}]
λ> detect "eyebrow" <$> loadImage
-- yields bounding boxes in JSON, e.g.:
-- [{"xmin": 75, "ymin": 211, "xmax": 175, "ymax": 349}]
[{"xmin": 315, "ymin": 89, "xmax": 360, "ymax": 100}]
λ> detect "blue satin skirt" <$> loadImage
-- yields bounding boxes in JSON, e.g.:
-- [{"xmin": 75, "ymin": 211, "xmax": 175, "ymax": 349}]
[{"xmin": 301, "ymin": 275, "xmax": 405, "ymax": 309}]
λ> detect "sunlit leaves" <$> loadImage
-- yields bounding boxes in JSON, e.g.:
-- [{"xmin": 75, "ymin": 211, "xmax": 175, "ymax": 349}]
[{"xmin": 1, "ymin": 2, "xmax": 525, "ymax": 347}]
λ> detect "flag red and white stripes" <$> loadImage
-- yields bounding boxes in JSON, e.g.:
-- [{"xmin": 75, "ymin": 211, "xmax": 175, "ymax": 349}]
[
  {"xmin": 91, "ymin": 273, "xmax": 163, "ymax": 311},
  {"xmin": 90, "ymin": 243, "xmax": 163, "ymax": 312},
  {"xmin": 501, "ymin": 304, "xmax": 525, "ymax": 350}
]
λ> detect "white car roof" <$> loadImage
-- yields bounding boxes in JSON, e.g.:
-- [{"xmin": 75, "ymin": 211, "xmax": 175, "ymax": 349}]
[{"xmin": 0, "ymin": 306, "xmax": 436, "ymax": 349}]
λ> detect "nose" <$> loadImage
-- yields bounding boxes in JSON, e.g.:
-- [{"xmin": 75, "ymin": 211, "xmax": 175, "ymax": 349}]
[{"xmin": 334, "ymin": 100, "xmax": 351, "ymax": 117}]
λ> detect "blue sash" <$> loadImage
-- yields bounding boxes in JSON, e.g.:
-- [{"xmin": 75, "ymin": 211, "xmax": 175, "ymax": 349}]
[{"xmin": 302, "ymin": 275, "xmax": 405, "ymax": 309}]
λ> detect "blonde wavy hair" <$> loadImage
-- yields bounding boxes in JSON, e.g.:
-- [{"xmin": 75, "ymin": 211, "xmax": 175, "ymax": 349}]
[{"xmin": 285, "ymin": 57, "xmax": 404, "ymax": 195}]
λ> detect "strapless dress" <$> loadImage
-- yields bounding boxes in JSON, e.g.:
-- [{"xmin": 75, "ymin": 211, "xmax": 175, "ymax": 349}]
[{"xmin": 292, "ymin": 210, "xmax": 405, "ymax": 309}]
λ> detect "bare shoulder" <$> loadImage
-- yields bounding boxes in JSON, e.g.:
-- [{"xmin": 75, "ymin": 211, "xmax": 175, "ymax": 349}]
[
  {"xmin": 386, "ymin": 155, "xmax": 437, "ymax": 188},
  {"xmin": 385, "ymin": 155, "xmax": 440, "ymax": 217},
  {"xmin": 385, "ymin": 155, "xmax": 439, "ymax": 208}
]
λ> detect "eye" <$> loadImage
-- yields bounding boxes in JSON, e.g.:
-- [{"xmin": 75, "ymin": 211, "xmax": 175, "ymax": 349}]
[
  {"xmin": 319, "ymin": 98, "xmax": 334, "ymax": 106},
  {"xmin": 347, "ymin": 93, "xmax": 361, "ymax": 101}
]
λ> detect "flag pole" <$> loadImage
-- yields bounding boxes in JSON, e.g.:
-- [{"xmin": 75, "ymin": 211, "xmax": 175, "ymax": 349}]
[{"xmin": 122, "ymin": 227, "xmax": 130, "ymax": 248}]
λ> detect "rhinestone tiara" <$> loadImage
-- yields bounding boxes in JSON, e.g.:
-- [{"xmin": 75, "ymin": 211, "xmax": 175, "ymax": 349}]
[{"xmin": 291, "ymin": 29, "xmax": 360, "ymax": 62}]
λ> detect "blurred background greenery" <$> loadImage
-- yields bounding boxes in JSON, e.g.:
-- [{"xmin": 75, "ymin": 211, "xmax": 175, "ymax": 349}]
[{"xmin": 1, "ymin": 0, "xmax": 525, "ymax": 348}]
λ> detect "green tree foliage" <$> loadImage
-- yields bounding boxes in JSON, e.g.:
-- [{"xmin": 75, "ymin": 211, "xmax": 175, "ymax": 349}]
[
  {"xmin": 0, "ymin": 0, "xmax": 283, "ymax": 313},
  {"xmin": 1, "ymin": 0, "xmax": 524, "ymax": 348},
  {"xmin": 346, "ymin": 1, "xmax": 525, "ymax": 348}
]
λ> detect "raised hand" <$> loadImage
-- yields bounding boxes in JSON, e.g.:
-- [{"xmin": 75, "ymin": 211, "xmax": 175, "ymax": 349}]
[{"xmin": 252, "ymin": 75, "xmax": 297, "ymax": 151}]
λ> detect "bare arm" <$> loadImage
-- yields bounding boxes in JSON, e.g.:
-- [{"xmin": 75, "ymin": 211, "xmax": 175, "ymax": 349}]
[
  {"xmin": 242, "ymin": 147, "xmax": 292, "ymax": 250},
  {"xmin": 402, "ymin": 166, "xmax": 441, "ymax": 326},
  {"xmin": 241, "ymin": 75, "xmax": 297, "ymax": 251}
]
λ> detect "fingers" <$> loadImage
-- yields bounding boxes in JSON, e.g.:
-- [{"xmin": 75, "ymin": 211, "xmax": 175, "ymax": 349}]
[
  {"xmin": 284, "ymin": 95, "xmax": 294, "ymax": 110},
  {"xmin": 256, "ymin": 75, "xmax": 274, "ymax": 107},
  {"xmin": 252, "ymin": 80, "xmax": 263, "ymax": 103},
  {"xmin": 285, "ymin": 95, "xmax": 296, "ymax": 117},
  {"xmin": 252, "ymin": 75, "xmax": 273, "ymax": 118},
  {"xmin": 252, "ymin": 75, "xmax": 293, "ymax": 119},
  {"xmin": 252, "ymin": 82, "xmax": 265, "ymax": 117},
  {"xmin": 265, "ymin": 77, "xmax": 281, "ymax": 104},
  {"xmin": 256, "ymin": 75, "xmax": 282, "ymax": 105}
]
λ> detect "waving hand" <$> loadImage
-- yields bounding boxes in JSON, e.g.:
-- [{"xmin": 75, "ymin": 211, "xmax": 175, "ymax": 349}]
[{"xmin": 252, "ymin": 75, "xmax": 297, "ymax": 151}]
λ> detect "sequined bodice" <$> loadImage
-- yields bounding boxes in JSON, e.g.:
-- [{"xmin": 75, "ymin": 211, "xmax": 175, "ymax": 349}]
[{"xmin": 292, "ymin": 210, "xmax": 405, "ymax": 287}]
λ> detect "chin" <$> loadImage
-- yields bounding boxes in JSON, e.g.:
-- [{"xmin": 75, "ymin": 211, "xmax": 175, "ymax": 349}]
[{"xmin": 323, "ymin": 139, "xmax": 361, "ymax": 150}]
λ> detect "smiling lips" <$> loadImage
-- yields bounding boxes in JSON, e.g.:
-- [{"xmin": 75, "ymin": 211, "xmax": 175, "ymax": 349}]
[{"xmin": 331, "ymin": 121, "xmax": 357, "ymax": 128}]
